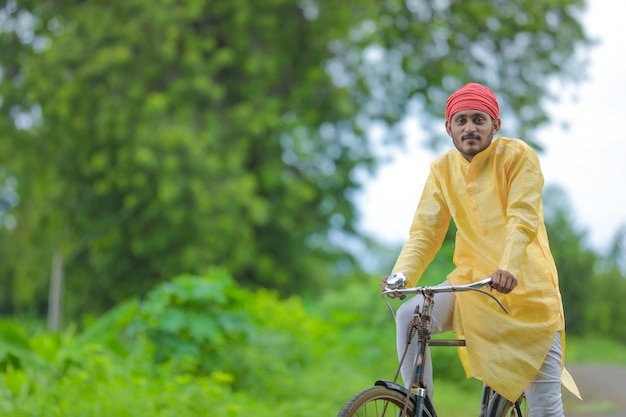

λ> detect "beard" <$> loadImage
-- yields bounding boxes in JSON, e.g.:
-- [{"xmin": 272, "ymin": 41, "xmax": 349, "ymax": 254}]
[{"xmin": 452, "ymin": 132, "xmax": 494, "ymax": 161}]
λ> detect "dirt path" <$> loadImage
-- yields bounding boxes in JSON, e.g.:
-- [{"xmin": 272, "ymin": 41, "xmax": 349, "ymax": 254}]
[{"xmin": 563, "ymin": 364, "xmax": 626, "ymax": 417}]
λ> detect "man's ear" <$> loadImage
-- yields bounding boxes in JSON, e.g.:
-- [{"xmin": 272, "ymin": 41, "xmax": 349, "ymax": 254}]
[
  {"xmin": 492, "ymin": 118, "xmax": 501, "ymax": 134},
  {"xmin": 445, "ymin": 120, "xmax": 452, "ymax": 136}
]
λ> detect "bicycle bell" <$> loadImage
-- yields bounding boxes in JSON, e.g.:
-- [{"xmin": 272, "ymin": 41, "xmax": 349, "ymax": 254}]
[{"xmin": 386, "ymin": 272, "xmax": 407, "ymax": 290}]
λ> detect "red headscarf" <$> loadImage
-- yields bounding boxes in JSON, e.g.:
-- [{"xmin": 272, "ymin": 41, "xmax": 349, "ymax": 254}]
[{"xmin": 445, "ymin": 83, "xmax": 499, "ymax": 121}]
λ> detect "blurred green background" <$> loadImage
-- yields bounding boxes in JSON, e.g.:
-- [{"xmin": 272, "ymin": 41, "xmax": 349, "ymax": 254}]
[{"xmin": 0, "ymin": 0, "xmax": 624, "ymax": 415}]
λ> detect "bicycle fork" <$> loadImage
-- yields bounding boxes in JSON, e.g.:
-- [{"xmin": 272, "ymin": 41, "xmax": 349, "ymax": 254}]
[{"xmin": 407, "ymin": 292, "xmax": 435, "ymax": 417}]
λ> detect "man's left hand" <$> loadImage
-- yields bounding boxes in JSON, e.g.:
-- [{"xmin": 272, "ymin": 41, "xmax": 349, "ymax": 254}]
[{"xmin": 489, "ymin": 269, "xmax": 518, "ymax": 294}]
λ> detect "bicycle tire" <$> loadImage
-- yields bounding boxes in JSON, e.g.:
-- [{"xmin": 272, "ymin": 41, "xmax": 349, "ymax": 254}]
[
  {"xmin": 338, "ymin": 386, "xmax": 421, "ymax": 417},
  {"xmin": 487, "ymin": 393, "xmax": 529, "ymax": 417}
]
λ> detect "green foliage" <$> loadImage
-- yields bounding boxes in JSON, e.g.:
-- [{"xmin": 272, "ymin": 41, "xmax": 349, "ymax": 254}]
[
  {"xmin": 133, "ymin": 269, "xmax": 250, "ymax": 369},
  {"xmin": 0, "ymin": 0, "xmax": 367, "ymax": 316},
  {"xmin": 546, "ymin": 202, "xmax": 597, "ymax": 333},
  {"xmin": 330, "ymin": 0, "xmax": 591, "ymax": 148},
  {"xmin": 0, "ymin": 0, "xmax": 591, "ymax": 319},
  {"xmin": 565, "ymin": 336, "xmax": 626, "ymax": 365},
  {"xmin": 0, "ymin": 268, "xmax": 624, "ymax": 416},
  {"xmin": 582, "ymin": 267, "xmax": 626, "ymax": 342},
  {"xmin": 132, "ymin": 268, "xmax": 330, "ymax": 398},
  {"xmin": 0, "ymin": 269, "xmax": 336, "ymax": 415},
  {"xmin": 1, "ymin": 339, "xmax": 247, "ymax": 416},
  {"xmin": 543, "ymin": 185, "xmax": 626, "ymax": 343}
]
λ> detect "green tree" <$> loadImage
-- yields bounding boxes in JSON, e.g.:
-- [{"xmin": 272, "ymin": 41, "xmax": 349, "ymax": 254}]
[
  {"xmin": 543, "ymin": 184, "xmax": 626, "ymax": 341},
  {"xmin": 585, "ymin": 266, "xmax": 626, "ymax": 342},
  {"xmin": 543, "ymin": 186, "xmax": 597, "ymax": 334},
  {"xmin": 0, "ymin": 0, "xmax": 590, "ymax": 317},
  {"xmin": 584, "ymin": 226, "xmax": 626, "ymax": 342}
]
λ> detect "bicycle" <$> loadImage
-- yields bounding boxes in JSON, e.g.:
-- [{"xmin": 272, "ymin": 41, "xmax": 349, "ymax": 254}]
[{"xmin": 337, "ymin": 273, "xmax": 528, "ymax": 417}]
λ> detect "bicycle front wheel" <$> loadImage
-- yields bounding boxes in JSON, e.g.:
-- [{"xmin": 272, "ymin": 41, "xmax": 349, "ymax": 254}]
[
  {"xmin": 487, "ymin": 393, "xmax": 528, "ymax": 417},
  {"xmin": 338, "ymin": 386, "xmax": 417, "ymax": 417}
]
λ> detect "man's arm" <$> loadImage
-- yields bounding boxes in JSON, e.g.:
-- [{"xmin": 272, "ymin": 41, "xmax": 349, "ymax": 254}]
[
  {"xmin": 391, "ymin": 169, "xmax": 451, "ymax": 287},
  {"xmin": 497, "ymin": 146, "xmax": 545, "ymax": 281}
]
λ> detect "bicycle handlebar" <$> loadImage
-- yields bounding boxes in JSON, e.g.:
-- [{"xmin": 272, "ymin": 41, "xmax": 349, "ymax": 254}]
[{"xmin": 383, "ymin": 274, "xmax": 509, "ymax": 314}]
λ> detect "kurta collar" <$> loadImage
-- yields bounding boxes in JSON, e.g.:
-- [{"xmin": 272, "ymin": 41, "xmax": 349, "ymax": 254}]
[{"xmin": 471, "ymin": 139, "xmax": 496, "ymax": 163}]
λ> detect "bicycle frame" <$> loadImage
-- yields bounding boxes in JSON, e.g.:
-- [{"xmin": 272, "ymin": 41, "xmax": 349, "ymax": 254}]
[{"xmin": 381, "ymin": 275, "xmax": 509, "ymax": 417}]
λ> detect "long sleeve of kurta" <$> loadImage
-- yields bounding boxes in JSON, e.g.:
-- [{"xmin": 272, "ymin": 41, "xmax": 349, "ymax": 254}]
[
  {"xmin": 390, "ymin": 138, "xmax": 571, "ymax": 402},
  {"xmin": 391, "ymin": 171, "xmax": 451, "ymax": 287},
  {"xmin": 497, "ymin": 149, "xmax": 544, "ymax": 279}
]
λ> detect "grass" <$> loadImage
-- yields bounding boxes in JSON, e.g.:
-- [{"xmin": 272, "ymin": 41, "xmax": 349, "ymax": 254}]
[
  {"xmin": 324, "ymin": 329, "xmax": 625, "ymax": 417},
  {"xmin": 565, "ymin": 335, "xmax": 626, "ymax": 364},
  {"xmin": 401, "ymin": 335, "xmax": 626, "ymax": 417},
  {"xmin": 431, "ymin": 378, "xmax": 485, "ymax": 417}
]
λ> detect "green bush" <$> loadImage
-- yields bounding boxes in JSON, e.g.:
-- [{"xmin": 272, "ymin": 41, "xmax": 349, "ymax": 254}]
[
  {"xmin": 131, "ymin": 268, "xmax": 331, "ymax": 397},
  {"xmin": 132, "ymin": 269, "xmax": 251, "ymax": 373},
  {"xmin": 0, "ymin": 268, "xmax": 344, "ymax": 416},
  {"xmin": 0, "ymin": 269, "xmax": 623, "ymax": 416}
]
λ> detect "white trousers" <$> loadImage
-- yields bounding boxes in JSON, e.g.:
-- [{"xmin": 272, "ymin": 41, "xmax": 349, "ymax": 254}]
[{"xmin": 395, "ymin": 282, "xmax": 564, "ymax": 417}]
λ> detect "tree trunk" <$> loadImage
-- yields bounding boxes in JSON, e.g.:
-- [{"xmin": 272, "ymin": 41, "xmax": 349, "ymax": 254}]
[{"xmin": 47, "ymin": 252, "xmax": 64, "ymax": 332}]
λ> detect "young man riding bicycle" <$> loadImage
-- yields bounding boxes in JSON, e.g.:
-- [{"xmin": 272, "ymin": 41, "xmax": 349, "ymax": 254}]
[{"xmin": 381, "ymin": 83, "xmax": 580, "ymax": 417}]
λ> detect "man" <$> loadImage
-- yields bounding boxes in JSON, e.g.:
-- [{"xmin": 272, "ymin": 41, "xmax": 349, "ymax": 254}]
[{"xmin": 381, "ymin": 83, "xmax": 580, "ymax": 416}]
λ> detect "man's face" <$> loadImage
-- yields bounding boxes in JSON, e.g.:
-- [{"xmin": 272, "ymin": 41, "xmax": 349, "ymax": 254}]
[{"xmin": 445, "ymin": 109, "xmax": 500, "ymax": 161}]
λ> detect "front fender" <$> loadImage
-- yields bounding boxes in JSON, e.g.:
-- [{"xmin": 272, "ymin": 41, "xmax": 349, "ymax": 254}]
[
  {"xmin": 375, "ymin": 380, "xmax": 436, "ymax": 417},
  {"xmin": 375, "ymin": 379, "xmax": 411, "ymax": 397}
]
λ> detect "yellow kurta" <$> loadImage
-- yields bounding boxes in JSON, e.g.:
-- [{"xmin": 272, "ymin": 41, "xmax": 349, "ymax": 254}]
[{"xmin": 392, "ymin": 137, "xmax": 579, "ymax": 402}]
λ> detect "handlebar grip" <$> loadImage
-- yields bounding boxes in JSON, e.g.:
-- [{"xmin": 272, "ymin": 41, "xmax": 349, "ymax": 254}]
[{"xmin": 383, "ymin": 287, "xmax": 406, "ymax": 300}]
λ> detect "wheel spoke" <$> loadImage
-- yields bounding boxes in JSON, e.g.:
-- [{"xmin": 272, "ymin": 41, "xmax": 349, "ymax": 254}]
[{"xmin": 338, "ymin": 386, "xmax": 416, "ymax": 417}]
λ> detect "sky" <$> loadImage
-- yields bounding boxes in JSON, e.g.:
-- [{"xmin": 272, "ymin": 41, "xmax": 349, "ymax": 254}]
[{"xmin": 355, "ymin": 0, "xmax": 626, "ymax": 254}]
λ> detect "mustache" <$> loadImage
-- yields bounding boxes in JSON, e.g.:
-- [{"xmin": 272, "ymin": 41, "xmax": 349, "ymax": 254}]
[{"xmin": 462, "ymin": 133, "xmax": 481, "ymax": 140}]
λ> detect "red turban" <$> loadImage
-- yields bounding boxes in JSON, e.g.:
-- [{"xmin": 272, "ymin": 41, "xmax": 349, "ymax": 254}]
[{"xmin": 445, "ymin": 83, "xmax": 499, "ymax": 121}]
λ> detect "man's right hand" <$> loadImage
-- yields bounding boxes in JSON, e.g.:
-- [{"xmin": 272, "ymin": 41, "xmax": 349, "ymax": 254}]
[
  {"xmin": 380, "ymin": 275, "xmax": 389, "ymax": 292},
  {"xmin": 380, "ymin": 275, "xmax": 403, "ymax": 298}
]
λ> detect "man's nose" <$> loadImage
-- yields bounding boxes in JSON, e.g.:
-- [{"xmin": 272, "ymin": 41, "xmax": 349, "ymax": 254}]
[{"xmin": 464, "ymin": 122, "xmax": 477, "ymax": 132}]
